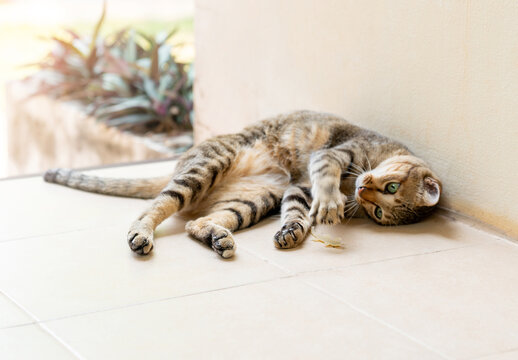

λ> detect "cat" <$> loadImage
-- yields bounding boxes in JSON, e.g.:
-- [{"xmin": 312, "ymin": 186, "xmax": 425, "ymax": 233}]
[{"xmin": 44, "ymin": 110, "xmax": 442, "ymax": 258}]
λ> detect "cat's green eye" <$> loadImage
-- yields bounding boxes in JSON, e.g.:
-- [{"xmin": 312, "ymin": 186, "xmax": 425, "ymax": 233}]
[
  {"xmin": 386, "ymin": 182, "xmax": 400, "ymax": 194},
  {"xmin": 375, "ymin": 206, "xmax": 383, "ymax": 219}
]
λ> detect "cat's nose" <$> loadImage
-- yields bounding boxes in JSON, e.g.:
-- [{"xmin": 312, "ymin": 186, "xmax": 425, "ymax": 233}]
[{"xmin": 358, "ymin": 187, "xmax": 366, "ymax": 195}]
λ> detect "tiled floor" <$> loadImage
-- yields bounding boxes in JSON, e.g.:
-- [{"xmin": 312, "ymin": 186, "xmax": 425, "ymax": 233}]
[{"xmin": 1, "ymin": 160, "xmax": 517, "ymax": 359}]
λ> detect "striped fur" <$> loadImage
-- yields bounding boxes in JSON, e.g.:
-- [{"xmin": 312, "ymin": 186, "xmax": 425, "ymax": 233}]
[{"xmin": 44, "ymin": 110, "xmax": 442, "ymax": 258}]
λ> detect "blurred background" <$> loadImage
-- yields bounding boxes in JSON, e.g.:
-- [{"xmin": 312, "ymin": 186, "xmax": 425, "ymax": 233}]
[
  {"xmin": 0, "ymin": 0, "xmax": 194, "ymax": 178},
  {"xmin": 1, "ymin": 0, "xmax": 517, "ymax": 237}
]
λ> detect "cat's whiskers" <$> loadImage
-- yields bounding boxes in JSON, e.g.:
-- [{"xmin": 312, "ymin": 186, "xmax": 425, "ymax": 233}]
[
  {"xmin": 350, "ymin": 162, "xmax": 365, "ymax": 175},
  {"xmin": 343, "ymin": 203, "xmax": 360, "ymax": 226},
  {"xmin": 366, "ymin": 155, "xmax": 372, "ymax": 172},
  {"xmin": 343, "ymin": 170, "xmax": 362, "ymax": 177}
]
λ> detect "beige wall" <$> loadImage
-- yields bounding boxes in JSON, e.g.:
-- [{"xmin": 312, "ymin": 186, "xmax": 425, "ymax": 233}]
[{"xmin": 195, "ymin": 0, "xmax": 518, "ymax": 238}]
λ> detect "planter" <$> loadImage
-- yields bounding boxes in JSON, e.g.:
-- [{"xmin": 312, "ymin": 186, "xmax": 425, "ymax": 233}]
[{"xmin": 6, "ymin": 79, "xmax": 192, "ymax": 176}]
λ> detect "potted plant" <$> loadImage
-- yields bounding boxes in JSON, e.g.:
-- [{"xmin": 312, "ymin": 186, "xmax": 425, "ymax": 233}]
[{"xmin": 6, "ymin": 4, "xmax": 193, "ymax": 175}]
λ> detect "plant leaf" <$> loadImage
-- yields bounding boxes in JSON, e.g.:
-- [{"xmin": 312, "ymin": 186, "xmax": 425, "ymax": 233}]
[
  {"xmin": 51, "ymin": 37, "xmax": 85, "ymax": 58},
  {"xmin": 96, "ymin": 95, "xmax": 151, "ymax": 115},
  {"xmin": 86, "ymin": 0, "xmax": 106, "ymax": 73},
  {"xmin": 149, "ymin": 41, "xmax": 159, "ymax": 82},
  {"xmin": 156, "ymin": 28, "xmax": 177, "ymax": 45},
  {"xmin": 106, "ymin": 113, "xmax": 156, "ymax": 126},
  {"xmin": 142, "ymin": 76, "xmax": 159, "ymax": 100},
  {"xmin": 123, "ymin": 29, "xmax": 137, "ymax": 63}
]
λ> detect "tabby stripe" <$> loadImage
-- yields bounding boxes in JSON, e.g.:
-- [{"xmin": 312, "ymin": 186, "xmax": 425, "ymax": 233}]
[
  {"xmin": 214, "ymin": 157, "xmax": 228, "ymax": 171},
  {"xmin": 284, "ymin": 195, "xmax": 310, "ymax": 210},
  {"xmin": 312, "ymin": 164, "xmax": 330, "ymax": 175},
  {"xmin": 173, "ymin": 176, "xmax": 202, "ymax": 200},
  {"xmin": 181, "ymin": 153, "xmax": 197, "ymax": 162},
  {"xmin": 260, "ymin": 195, "xmax": 271, "ymax": 216},
  {"xmin": 327, "ymin": 152, "xmax": 345, "ymax": 167},
  {"xmin": 208, "ymin": 144, "xmax": 223, "ymax": 157},
  {"xmin": 214, "ymin": 199, "xmax": 258, "ymax": 223},
  {"xmin": 235, "ymin": 133, "xmax": 251, "ymax": 145},
  {"xmin": 285, "ymin": 206, "xmax": 307, "ymax": 217},
  {"xmin": 186, "ymin": 168, "xmax": 202, "ymax": 176},
  {"xmin": 162, "ymin": 190, "xmax": 185, "ymax": 209},
  {"xmin": 208, "ymin": 165, "xmax": 221, "ymax": 188},
  {"xmin": 296, "ymin": 186, "xmax": 312, "ymax": 199},
  {"xmin": 268, "ymin": 191, "xmax": 280, "ymax": 208},
  {"xmin": 224, "ymin": 208, "xmax": 244, "ymax": 229},
  {"xmin": 219, "ymin": 141, "xmax": 237, "ymax": 156}
]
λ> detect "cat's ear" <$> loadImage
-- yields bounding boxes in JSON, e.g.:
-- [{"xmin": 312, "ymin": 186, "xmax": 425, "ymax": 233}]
[{"xmin": 422, "ymin": 177, "xmax": 441, "ymax": 207}]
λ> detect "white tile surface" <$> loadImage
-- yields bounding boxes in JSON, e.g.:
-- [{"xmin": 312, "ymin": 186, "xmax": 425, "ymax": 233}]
[
  {"xmin": 1, "ymin": 160, "xmax": 517, "ymax": 359},
  {"xmin": 0, "ymin": 293, "xmax": 32, "ymax": 328},
  {"xmin": 302, "ymin": 241, "xmax": 518, "ymax": 360},
  {"xmin": 238, "ymin": 213, "xmax": 490, "ymax": 274},
  {"xmin": 0, "ymin": 219, "xmax": 286, "ymax": 320},
  {"xmin": 0, "ymin": 325, "xmax": 76, "ymax": 360},
  {"xmin": 476, "ymin": 349, "xmax": 518, "ymax": 360},
  {"xmin": 44, "ymin": 278, "xmax": 444, "ymax": 360},
  {"xmin": 0, "ymin": 160, "xmax": 176, "ymax": 241}
]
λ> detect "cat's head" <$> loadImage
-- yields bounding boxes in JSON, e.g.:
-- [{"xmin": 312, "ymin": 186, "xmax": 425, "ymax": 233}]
[{"xmin": 354, "ymin": 155, "xmax": 442, "ymax": 225}]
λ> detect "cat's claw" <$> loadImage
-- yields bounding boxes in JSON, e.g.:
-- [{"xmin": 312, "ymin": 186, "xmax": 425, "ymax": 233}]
[
  {"xmin": 185, "ymin": 220, "xmax": 236, "ymax": 258},
  {"xmin": 309, "ymin": 191, "xmax": 346, "ymax": 225},
  {"xmin": 274, "ymin": 222, "xmax": 306, "ymax": 249}
]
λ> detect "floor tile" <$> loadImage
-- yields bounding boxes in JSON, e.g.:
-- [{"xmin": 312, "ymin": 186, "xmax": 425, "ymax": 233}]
[
  {"xmin": 0, "ymin": 160, "xmax": 176, "ymax": 241},
  {"xmin": 302, "ymin": 241, "xmax": 518, "ymax": 360},
  {"xmin": 238, "ymin": 213, "xmax": 490, "ymax": 273},
  {"xmin": 0, "ymin": 217, "xmax": 286, "ymax": 321},
  {"xmin": 475, "ymin": 348, "xmax": 518, "ymax": 360},
  {"xmin": 0, "ymin": 293, "xmax": 32, "ymax": 328},
  {"xmin": 0, "ymin": 325, "xmax": 76, "ymax": 360},
  {"xmin": 45, "ymin": 278, "xmax": 445, "ymax": 360}
]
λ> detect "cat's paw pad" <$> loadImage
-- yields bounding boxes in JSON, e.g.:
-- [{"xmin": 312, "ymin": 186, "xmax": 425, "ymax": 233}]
[
  {"xmin": 274, "ymin": 222, "xmax": 306, "ymax": 249},
  {"xmin": 309, "ymin": 192, "xmax": 346, "ymax": 225},
  {"xmin": 127, "ymin": 223, "xmax": 154, "ymax": 255},
  {"xmin": 211, "ymin": 230, "xmax": 235, "ymax": 259}
]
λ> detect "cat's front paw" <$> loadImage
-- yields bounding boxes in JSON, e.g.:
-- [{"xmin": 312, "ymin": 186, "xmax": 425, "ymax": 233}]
[
  {"xmin": 274, "ymin": 222, "xmax": 307, "ymax": 249},
  {"xmin": 309, "ymin": 190, "xmax": 346, "ymax": 225},
  {"xmin": 127, "ymin": 221, "xmax": 154, "ymax": 255}
]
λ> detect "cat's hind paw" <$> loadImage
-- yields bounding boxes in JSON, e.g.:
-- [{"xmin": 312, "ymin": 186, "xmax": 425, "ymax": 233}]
[
  {"xmin": 211, "ymin": 230, "xmax": 236, "ymax": 259},
  {"xmin": 185, "ymin": 220, "xmax": 236, "ymax": 259}
]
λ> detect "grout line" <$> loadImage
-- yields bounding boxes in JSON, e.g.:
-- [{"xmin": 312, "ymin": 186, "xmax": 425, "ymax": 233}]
[
  {"xmin": 437, "ymin": 208, "xmax": 517, "ymax": 244},
  {"xmin": 238, "ymin": 246, "xmax": 295, "ymax": 275},
  {"xmin": 1, "ymin": 276, "xmax": 294, "ymax": 332},
  {"xmin": 0, "ymin": 223, "xmax": 129, "ymax": 244},
  {"xmin": 0, "ymin": 228, "xmax": 90, "ymax": 244},
  {"xmin": 300, "ymin": 279, "xmax": 454, "ymax": 360},
  {"xmin": 293, "ymin": 243, "xmax": 482, "ymax": 276},
  {"xmin": 0, "ymin": 290, "xmax": 85, "ymax": 360},
  {"xmin": 467, "ymin": 346, "xmax": 518, "ymax": 360}
]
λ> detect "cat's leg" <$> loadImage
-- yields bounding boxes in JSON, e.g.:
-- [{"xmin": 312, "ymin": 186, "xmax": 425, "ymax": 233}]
[
  {"xmin": 274, "ymin": 183, "xmax": 313, "ymax": 249},
  {"xmin": 127, "ymin": 138, "xmax": 239, "ymax": 255},
  {"xmin": 308, "ymin": 146, "xmax": 353, "ymax": 225},
  {"xmin": 185, "ymin": 183, "xmax": 283, "ymax": 258}
]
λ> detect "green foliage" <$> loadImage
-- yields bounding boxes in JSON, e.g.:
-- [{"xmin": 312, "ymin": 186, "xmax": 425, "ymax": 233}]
[{"xmin": 33, "ymin": 3, "xmax": 193, "ymax": 133}]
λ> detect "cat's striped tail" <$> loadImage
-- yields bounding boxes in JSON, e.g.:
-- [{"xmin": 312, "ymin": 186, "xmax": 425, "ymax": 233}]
[{"xmin": 43, "ymin": 168, "xmax": 171, "ymax": 199}]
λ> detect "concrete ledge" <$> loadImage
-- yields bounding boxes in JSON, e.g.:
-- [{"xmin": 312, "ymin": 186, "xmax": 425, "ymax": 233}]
[{"xmin": 6, "ymin": 80, "xmax": 191, "ymax": 176}]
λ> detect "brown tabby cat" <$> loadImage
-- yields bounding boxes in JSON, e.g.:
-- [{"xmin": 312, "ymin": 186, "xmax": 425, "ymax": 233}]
[{"xmin": 44, "ymin": 111, "xmax": 442, "ymax": 258}]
